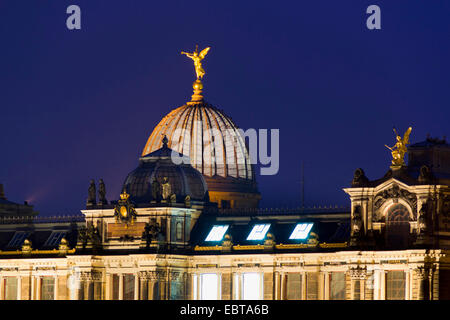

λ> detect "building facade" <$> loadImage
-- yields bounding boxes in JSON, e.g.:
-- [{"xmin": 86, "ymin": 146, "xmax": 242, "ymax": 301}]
[{"xmin": 1, "ymin": 60, "xmax": 450, "ymax": 300}]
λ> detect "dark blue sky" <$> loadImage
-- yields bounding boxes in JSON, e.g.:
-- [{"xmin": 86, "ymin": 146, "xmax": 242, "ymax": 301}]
[{"xmin": 0, "ymin": 1, "xmax": 449, "ymax": 214}]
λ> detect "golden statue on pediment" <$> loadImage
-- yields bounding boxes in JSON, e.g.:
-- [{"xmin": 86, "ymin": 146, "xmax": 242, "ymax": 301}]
[{"xmin": 385, "ymin": 127, "xmax": 412, "ymax": 168}]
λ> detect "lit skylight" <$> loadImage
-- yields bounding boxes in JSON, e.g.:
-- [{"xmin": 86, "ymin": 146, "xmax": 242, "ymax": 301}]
[
  {"xmin": 289, "ymin": 223, "xmax": 314, "ymax": 240},
  {"xmin": 205, "ymin": 225, "xmax": 229, "ymax": 241},
  {"xmin": 247, "ymin": 224, "xmax": 270, "ymax": 240}
]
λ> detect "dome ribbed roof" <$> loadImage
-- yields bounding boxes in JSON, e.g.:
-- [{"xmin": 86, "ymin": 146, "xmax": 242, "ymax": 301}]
[
  {"xmin": 124, "ymin": 142, "xmax": 208, "ymax": 204},
  {"xmin": 142, "ymin": 101, "xmax": 254, "ymax": 182}
]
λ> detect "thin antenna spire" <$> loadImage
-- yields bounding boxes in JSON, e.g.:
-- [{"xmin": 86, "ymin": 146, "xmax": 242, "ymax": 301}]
[{"xmin": 300, "ymin": 161, "xmax": 305, "ymax": 208}]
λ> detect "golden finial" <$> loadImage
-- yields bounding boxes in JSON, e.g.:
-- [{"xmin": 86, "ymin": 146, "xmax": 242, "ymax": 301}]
[{"xmin": 385, "ymin": 126, "xmax": 412, "ymax": 168}]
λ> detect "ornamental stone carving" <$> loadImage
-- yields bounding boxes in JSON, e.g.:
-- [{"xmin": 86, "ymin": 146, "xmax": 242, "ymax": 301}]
[
  {"xmin": 79, "ymin": 271, "xmax": 102, "ymax": 281},
  {"xmin": 349, "ymin": 266, "xmax": 367, "ymax": 279},
  {"xmin": 373, "ymin": 184, "xmax": 417, "ymax": 221},
  {"xmin": 352, "ymin": 168, "xmax": 369, "ymax": 187}
]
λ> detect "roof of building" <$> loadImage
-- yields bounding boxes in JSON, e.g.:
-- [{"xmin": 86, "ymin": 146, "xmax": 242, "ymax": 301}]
[
  {"xmin": 140, "ymin": 83, "xmax": 258, "ymax": 196},
  {"xmin": 190, "ymin": 208, "xmax": 350, "ymax": 253},
  {"xmin": 123, "ymin": 137, "xmax": 209, "ymax": 204}
]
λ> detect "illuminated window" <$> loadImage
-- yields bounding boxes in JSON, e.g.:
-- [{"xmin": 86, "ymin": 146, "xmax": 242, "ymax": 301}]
[
  {"xmin": 7, "ymin": 231, "xmax": 30, "ymax": 248},
  {"xmin": 123, "ymin": 274, "xmax": 135, "ymax": 300},
  {"xmin": 306, "ymin": 273, "xmax": 318, "ymax": 300},
  {"xmin": 242, "ymin": 273, "xmax": 262, "ymax": 300},
  {"xmin": 41, "ymin": 277, "xmax": 55, "ymax": 300},
  {"xmin": 353, "ymin": 280, "xmax": 361, "ymax": 300},
  {"xmin": 386, "ymin": 271, "xmax": 405, "ymax": 300},
  {"xmin": 112, "ymin": 275, "xmax": 120, "ymax": 300},
  {"xmin": 289, "ymin": 223, "xmax": 313, "ymax": 240},
  {"xmin": 286, "ymin": 273, "xmax": 302, "ymax": 300},
  {"xmin": 246, "ymin": 224, "xmax": 270, "ymax": 241},
  {"xmin": 44, "ymin": 231, "xmax": 67, "ymax": 247},
  {"xmin": 176, "ymin": 222, "xmax": 183, "ymax": 241},
  {"xmin": 205, "ymin": 225, "xmax": 229, "ymax": 242},
  {"xmin": 329, "ymin": 272, "xmax": 346, "ymax": 300},
  {"xmin": 4, "ymin": 277, "xmax": 18, "ymax": 300},
  {"xmin": 199, "ymin": 273, "xmax": 220, "ymax": 300}
]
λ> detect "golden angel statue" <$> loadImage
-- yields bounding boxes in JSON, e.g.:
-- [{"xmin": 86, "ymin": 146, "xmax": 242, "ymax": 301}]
[
  {"xmin": 385, "ymin": 127, "xmax": 412, "ymax": 167},
  {"xmin": 181, "ymin": 45, "xmax": 211, "ymax": 80}
]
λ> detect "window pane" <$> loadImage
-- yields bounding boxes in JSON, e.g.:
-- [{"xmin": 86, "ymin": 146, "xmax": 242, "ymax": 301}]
[
  {"xmin": 200, "ymin": 274, "xmax": 218, "ymax": 300},
  {"xmin": 330, "ymin": 272, "xmax": 346, "ymax": 300},
  {"xmin": 353, "ymin": 280, "xmax": 361, "ymax": 300},
  {"xmin": 123, "ymin": 274, "xmax": 135, "ymax": 300},
  {"xmin": 94, "ymin": 282, "xmax": 102, "ymax": 300},
  {"xmin": 78, "ymin": 280, "xmax": 85, "ymax": 300},
  {"xmin": 247, "ymin": 224, "xmax": 270, "ymax": 240},
  {"xmin": 5, "ymin": 277, "xmax": 18, "ymax": 300},
  {"xmin": 286, "ymin": 273, "xmax": 302, "ymax": 300},
  {"xmin": 41, "ymin": 278, "xmax": 55, "ymax": 300},
  {"xmin": 112, "ymin": 275, "xmax": 120, "ymax": 300},
  {"xmin": 306, "ymin": 273, "xmax": 318, "ymax": 300},
  {"xmin": 242, "ymin": 273, "xmax": 261, "ymax": 300},
  {"xmin": 386, "ymin": 271, "xmax": 405, "ymax": 300}
]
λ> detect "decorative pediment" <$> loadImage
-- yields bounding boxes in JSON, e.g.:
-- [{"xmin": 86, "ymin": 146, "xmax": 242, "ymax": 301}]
[
  {"xmin": 373, "ymin": 183, "xmax": 417, "ymax": 222},
  {"xmin": 374, "ymin": 184, "xmax": 417, "ymax": 212}
]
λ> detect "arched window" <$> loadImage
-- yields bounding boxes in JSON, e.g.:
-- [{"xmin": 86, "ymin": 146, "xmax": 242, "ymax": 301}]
[
  {"xmin": 385, "ymin": 203, "xmax": 410, "ymax": 248},
  {"xmin": 176, "ymin": 222, "xmax": 183, "ymax": 241}
]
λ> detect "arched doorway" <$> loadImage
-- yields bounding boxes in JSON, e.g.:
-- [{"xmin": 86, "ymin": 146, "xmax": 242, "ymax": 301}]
[{"xmin": 385, "ymin": 203, "xmax": 410, "ymax": 248}]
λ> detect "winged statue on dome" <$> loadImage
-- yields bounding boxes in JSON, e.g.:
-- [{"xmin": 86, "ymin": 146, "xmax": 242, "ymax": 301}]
[{"xmin": 181, "ymin": 45, "xmax": 210, "ymax": 80}]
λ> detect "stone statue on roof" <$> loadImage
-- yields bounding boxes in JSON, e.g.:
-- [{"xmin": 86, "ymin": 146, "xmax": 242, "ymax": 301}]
[
  {"xmin": 87, "ymin": 179, "xmax": 96, "ymax": 205},
  {"xmin": 98, "ymin": 179, "xmax": 107, "ymax": 204}
]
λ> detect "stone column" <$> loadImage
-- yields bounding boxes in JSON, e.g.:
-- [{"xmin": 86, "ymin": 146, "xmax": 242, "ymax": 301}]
[
  {"xmin": 36, "ymin": 277, "xmax": 41, "ymax": 300},
  {"xmin": 20, "ymin": 276, "xmax": 31, "ymax": 300},
  {"xmin": 323, "ymin": 272, "xmax": 330, "ymax": 300},
  {"xmin": 0, "ymin": 275, "xmax": 3, "ymax": 300},
  {"xmin": 364, "ymin": 272, "xmax": 374, "ymax": 300},
  {"xmin": 373, "ymin": 270, "xmax": 380, "ymax": 300},
  {"xmin": 263, "ymin": 272, "xmax": 274, "ymax": 300},
  {"xmin": 185, "ymin": 272, "xmax": 193, "ymax": 300},
  {"xmin": 222, "ymin": 273, "xmax": 232, "ymax": 300},
  {"xmin": 415, "ymin": 267, "xmax": 429, "ymax": 300},
  {"xmin": 148, "ymin": 275, "xmax": 154, "ymax": 300},
  {"xmin": 134, "ymin": 273, "xmax": 139, "ymax": 300},
  {"xmin": 380, "ymin": 271, "xmax": 386, "ymax": 300},
  {"xmin": 405, "ymin": 271, "xmax": 410, "ymax": 300},
  {"xmin": 274, "ymin": 272, "xmax": 280, "ymax": 300},
  {"xmin": 30, "ymin": 276, "xmax": 35, "ymax": 300},
  {"xmin": 237, "ymin": 273, "xmax": 242, "ymax": 300},
  {"xmin": 118, "ymin": 274, "xmax": 124, "ymax": 300},
  {"xmin": 280, "ymin": 273, "xmax": 286, "ymax": 300},
  {"xmin": 54, "ymin": 276, "xmax": 59, "ymax": 300},
  {"xmin": 105, "ymin": 274, "xmax": 112, "ymax": 300},
  {"xmin": 139, "ymin": 272, "xmax": 148, "ymax": 300},
  {"xmin": 17, "ymin": 276, "xmax": 22, "ymax": 300}
]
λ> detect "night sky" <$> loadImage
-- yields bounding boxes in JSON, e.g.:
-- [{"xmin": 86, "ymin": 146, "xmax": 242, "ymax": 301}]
[{"xmin": 0, "ymin": 1, "xmax": 449, "ymax": 215}]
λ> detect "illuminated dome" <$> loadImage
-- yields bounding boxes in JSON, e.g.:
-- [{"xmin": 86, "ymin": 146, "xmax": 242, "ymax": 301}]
[
  {"xmin": 141, "ymin": 80, "xmax": 261, "ymax": 209},
  {"xmin": 124, "ymin": 137, "xmax": 208, "ymax": 204}
]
